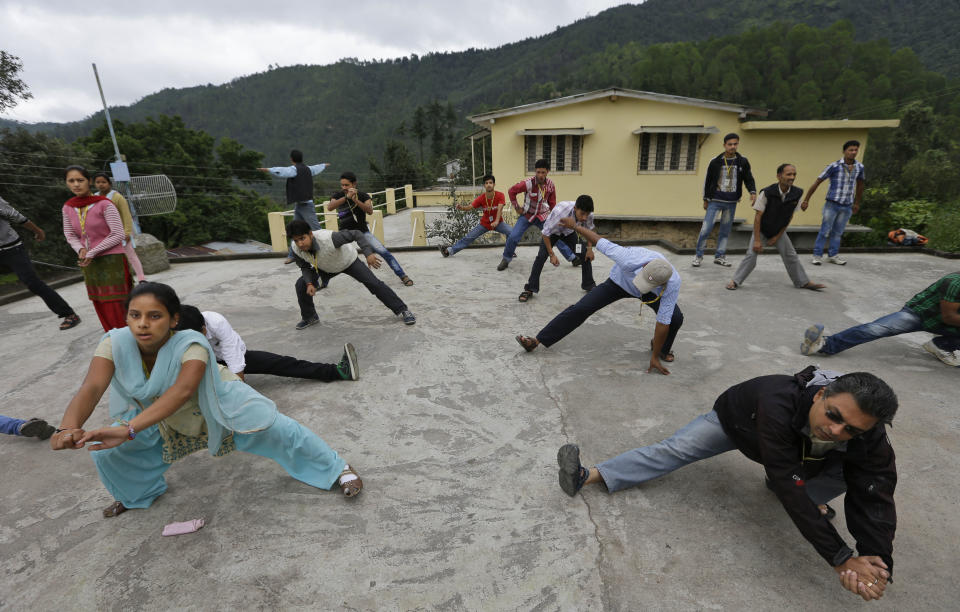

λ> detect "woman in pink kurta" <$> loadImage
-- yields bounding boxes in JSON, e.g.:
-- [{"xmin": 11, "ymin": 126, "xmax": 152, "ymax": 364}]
[{"xmin": 62, "ymin": 165, "xmax": 132, "ymax": 331}]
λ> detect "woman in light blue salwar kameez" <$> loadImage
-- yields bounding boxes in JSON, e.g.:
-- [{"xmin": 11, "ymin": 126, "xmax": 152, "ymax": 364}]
[{"xmin": 51, "ymin": 282, "xmax": 362, "ymax": 517}]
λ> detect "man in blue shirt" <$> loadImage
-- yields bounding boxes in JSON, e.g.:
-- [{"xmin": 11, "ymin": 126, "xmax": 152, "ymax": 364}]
[
  {"xmin": 516, "ymin": 220, "xmax": 683, "ymax": 375},
  {"xmin": 259, "ymin": 149, "xmax": 329, "ymax": 263},
  {"xmin": 802, "ymin": 141, "xmax": 865, "ymax": 266}
]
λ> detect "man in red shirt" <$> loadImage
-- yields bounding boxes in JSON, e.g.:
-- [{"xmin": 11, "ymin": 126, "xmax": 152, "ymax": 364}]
[{"xmin": 440, "ymin": 175, "xmax": 512, "ymax": 257}]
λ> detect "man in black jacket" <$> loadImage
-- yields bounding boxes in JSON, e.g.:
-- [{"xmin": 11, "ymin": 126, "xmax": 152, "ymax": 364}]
[
  {"xmin": 693, "ymin": 133, "xmax": 757, "ymax": 268},
  {"xmin": 556, "ymin": 367, "xmax": 898, "ymax": 602},
  {"xmin": 259, "ymin": 149, "xmax": 329, "ymax": 263},
  {"xmin": 727, "ymin": 163, "xmax": 825, "ymax": 291}
]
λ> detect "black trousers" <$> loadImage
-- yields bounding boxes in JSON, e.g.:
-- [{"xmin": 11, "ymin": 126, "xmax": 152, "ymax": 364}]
[
  {"xmin": 524, "ymin": 232, "xmax": 594, "ymax": 293},
  {"xmin": 243, "ymin": 350, "xmax": 340, "ymax": 381},
  {"xmin": 536, "ymin": 278, "xmax": 684, "ymax": 355},
  {"xmin": 0, "ymin": 245, "xmax": 74, "ymax": 318},
  {"xmin": 296, "ymin": 258, "xmax": 407, "ymax": 320}
]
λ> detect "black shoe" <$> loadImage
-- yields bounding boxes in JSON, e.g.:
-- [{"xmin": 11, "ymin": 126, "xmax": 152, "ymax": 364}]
[
  {"xmin": 582, "ymin": 283, "xmax": 596, "ymax": 293},
  {"xmin": 439, "ymin": 245, "xmax": 450, "ymax": 258},
  {"xmin": 400, "ymin": 310, "xmax": 416, "ymax": 325},
  {"xmin": 336, "ymin": 343, "xmax": 359, "ymax": 380},
  {"xmin": 557, "ymin": 444, "xmax": 589, "ymax": 496},
  {"xmin": 19, "ymin": 418, "xmax": 55, "ymax": 440},
  {"xmin": 497, "ymin": 258, "xmax": 509, "ymax": 271},
  {"xmin": 295, "ymin": 315, "xmax": 320, "ymax": 330},
  {"xmin": 571, "ymin": 256, "xmax": 583, "ymax": 267}
]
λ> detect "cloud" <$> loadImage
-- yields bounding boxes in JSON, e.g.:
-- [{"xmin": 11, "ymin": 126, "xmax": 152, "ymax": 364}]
[{"xmin": 0, "ymin": 1, "xmax": 634, "ymax": 123}]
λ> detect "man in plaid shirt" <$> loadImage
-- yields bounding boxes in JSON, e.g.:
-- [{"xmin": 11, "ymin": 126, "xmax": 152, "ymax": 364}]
[
  {"xmin": 801, "ymin": 272, "xmax": 960, "ymax": 366},
  {"xmin": 802, "ymin": 141, "xmax": 866, "ymax": 266}
]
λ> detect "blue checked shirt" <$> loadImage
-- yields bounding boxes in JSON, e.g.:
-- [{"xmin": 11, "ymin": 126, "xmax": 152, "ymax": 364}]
[{"xmin": 819, "ymin": 159, "xmax": 865, "ymax": 206}]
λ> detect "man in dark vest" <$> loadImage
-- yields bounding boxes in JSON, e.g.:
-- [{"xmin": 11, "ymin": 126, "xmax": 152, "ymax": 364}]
[
  {"xmin": 259, "ymin": 149, "xmax": 329, "ymax": 263},
  {"xmin": 727, "ymin": 163, "xmax": 825, "ymax": 291}
]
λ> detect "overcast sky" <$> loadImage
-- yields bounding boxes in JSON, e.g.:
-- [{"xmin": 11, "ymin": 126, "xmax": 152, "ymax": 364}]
[{"xmin": 1, "ymin": 0, "xmax": 636, "ymax": 124}]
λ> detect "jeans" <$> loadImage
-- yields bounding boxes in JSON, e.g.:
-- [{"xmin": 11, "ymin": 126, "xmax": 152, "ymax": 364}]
[
  {"xmin": 296, "ymin": 259, "xmax": 407, "ymax": 320},
  {"xmin": 448, "ymin": 222, "xmax": 512, "ymax": 255},
  {"xmin": 287, "ymin": 201, "xmax": 323, "ymax": 258},
  {"xmin": 536, "ymin": 278, "xmax": 684, "ymax": 355},
  {"xmin": 596, "ymin": 410, "xmax": 845, "ymax": 504},
  {"xmin": 243, "ymin": 350, "xmax": 340, "ymax": 381},
  {"xmin": 0, "ymin": 245, "xmax": 75, "ymax": 317},
  {"xmin": 364, "ymin": 231, "xmax": 406, "ymax": 278},
  {"xmin": 820, "ymin": 307, "xmax": 960, "ymax": 354},
  {"xmin": 0, "ymin": 415, "xmax": 27, "ymax": 436},
  {"xmin": 502, "ymin": 216, "xmax": 575, "ymax": 261},
  {"xmin": 813, "ymin": 200, "xmax": 854, "ymax": 257},
  {"xmin": 524, "ymin": 232, "xmax": 594, "ymax": 294},
  {"xmin": 732, "ymin": 231, "xmax": 809, "ymax": 288},
  {"xmin": 695, "ymin": 200, "xmax": 737, "ymax": 258}
]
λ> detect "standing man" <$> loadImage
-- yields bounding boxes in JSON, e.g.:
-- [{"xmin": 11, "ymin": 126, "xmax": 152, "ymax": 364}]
[
  {"xmin": 803, "ymin": 140, "xmax": 865, "ymax": 266},
  {"xmin": 727, "ymin": 163, "xmax": 825, "ymax": 291},
  {"xmin": 440, "ymin": 174, "xmax": 512, "ymax": 258},
  {"xmin": 497, "ymin": 159, "xmax": 575, "ymax": 271},
  {"xmin": 0, "ymin": 195, "xmax": 80, "ymax": 330},
  {"xmin": 259, "ymin": 149, "xmax": 328, "ymax": 264},
  {"xmin": 518, "ymin": 195, "xmax": 596, "ymax": 303},
  {"xmin": 694, "ymin": 133, "xmax": 757, "ymax": 268},
  {"xmin": 516, "ymin": 218, "xmax": 682, "ymax": 375},
  {"xmin": 328, "ymin": 171, "xmax": 414, "ymax": 286},
  {"xmin": 555, "ymin": 367, "xmax": 898, "ymax": 602},
  {"xmin": 286, "ymin": 219, "xmax": 416, "ymax": 329}
]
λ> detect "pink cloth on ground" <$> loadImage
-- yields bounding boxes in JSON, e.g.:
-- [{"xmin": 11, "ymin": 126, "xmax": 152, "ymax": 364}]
[{"xmin": 162, "ymin": 518, "xmax": 205, "ymax": 536}]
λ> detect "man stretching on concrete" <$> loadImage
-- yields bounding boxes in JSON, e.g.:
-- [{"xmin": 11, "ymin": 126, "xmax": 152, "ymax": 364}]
[
  {"xmin": 440, "ymin": 174, "xmax": 512, "ymax": 258},
  {"xmin": 259, "ymin": 149, "xmax": 328, "ymax": 263},
  {"xmin": 1, "ymin": 415, "xmax": 55, "ymax": 440},
  {"xmin": 694, "ymin": 133, "xmax": 757, "ymax": 268},
  {"xmin": 518, "ymin": 195, "xmax": 596, "ymax": 303},
  {"xmin": 177, "ymin": 305, "xmax": 359, "ymax": 381},
  {"xmin": 286, "ymin": 219, "xmax": 416, "ymax": 329},
  {"xmin": 801, "ymin": 272, "xmax": 960, "ymax": 367},
  {"xmin": 557, "ymin": 367, "xmax": 898, "ymax": 602},
  {"xmin": 328, "ymin": 171, "xmax": 414, "ymax": 286},
  {"xmin": 516, "ymin": 219, "xmax": 682, "ymax": 375},
  {"xmin": 802, "ymin": 140, "xmax": 865, "ymax": 266},
  {"xmin": 727, "ymin": 163, "xmax": 825, "ymax": 291}
]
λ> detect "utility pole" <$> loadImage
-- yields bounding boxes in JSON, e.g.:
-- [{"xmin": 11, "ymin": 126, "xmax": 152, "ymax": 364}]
[{"xmin": 92, "ymin": 63, "xmax": 141, "ymax": 233}]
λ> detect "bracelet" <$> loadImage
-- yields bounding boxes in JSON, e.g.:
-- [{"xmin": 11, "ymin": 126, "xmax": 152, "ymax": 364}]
[{"xmin": 117, "ymin": 419, "xmax": 137, "ymax": 440}]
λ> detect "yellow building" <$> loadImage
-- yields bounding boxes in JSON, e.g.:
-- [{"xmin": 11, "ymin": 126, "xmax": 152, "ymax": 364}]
[{"xmin": 468, "ymin": 88, "xmax": 898, "ymax": 246}]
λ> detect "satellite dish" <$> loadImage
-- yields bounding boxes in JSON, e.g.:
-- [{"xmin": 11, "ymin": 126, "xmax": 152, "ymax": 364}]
[{"xmin": 124, "ymin": 174, "xmax": 177, "ymax": 216}]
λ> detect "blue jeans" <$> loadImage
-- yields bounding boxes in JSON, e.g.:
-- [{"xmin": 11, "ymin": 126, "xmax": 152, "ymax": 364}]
[
  {"xmin": 813, "ymin": 200, "xmax": 853, "ymax": 257},
  {"xmin": 695, "ymin": 200, "xmax": 737, "ymax": 258},
  {"xmin": 820, "ymin": 307, "xmax": 960, "ymax": 354},
  {"xmin": 287, "ymin": 201, "xmax": 323, "ymax": 258},
  {"xmin": 449, "ymin": 222, "xmax": 512, "ymax": 255},
  {"xmin": 364, "ymin": 231, "xmax": 406, "ymax": 278},
  {"xmin": 502, "ymin": 216, "xmax": 575, "ymax": 261},
  {"xmin": 0, "ymin": 415, "xmax": 27, "ymax": 436}
]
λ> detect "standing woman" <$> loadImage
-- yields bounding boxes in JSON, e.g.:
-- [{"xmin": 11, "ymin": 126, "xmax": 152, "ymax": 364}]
[
  {"xmin": 61, "ymin": 165, "xmax": 133, "ymax": 331},
  {"xmin": 94, "ymin": 172, "xmax": 146, "ymax": 283},
  {"xmin": 50, "ymin": 282, "xmax": 362, "ymax": 518}
]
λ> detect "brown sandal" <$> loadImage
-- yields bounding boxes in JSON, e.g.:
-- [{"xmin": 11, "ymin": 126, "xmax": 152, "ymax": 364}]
[
  {"xmin": 60, "ymin": 314, "xmax": 81, "ymax": 330},
  {"xmin": 338, "ymin": 465, "xmax": 363, "ymax": 498},
  {"xmin": 401, "ymin": 276, "xmax": 414, "ymax": 286},
  {"xmin": 516, "ymin": 335, "xmax": 539, "ymax": 352},
  {"xmin": 103, "ymin": 501, "xmax": 128, "ymax": 518},
  {"xmin": 650, "ymin": 340, "xmax": 675, "ymax": 362},
  {"xmin": 518, "ymin": 290, "xmax": 533, "ymax": 303}
]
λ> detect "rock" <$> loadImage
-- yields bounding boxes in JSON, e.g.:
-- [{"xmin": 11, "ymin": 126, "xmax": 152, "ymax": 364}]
[{"xmin": 134, "ymin": 233, "xmax": 170, "ymax": 273}]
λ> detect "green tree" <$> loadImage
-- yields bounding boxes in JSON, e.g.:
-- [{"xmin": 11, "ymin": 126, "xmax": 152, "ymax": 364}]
[{"xmin": 0, "ymin": 51, "xmax": 31, "ymax": 112}]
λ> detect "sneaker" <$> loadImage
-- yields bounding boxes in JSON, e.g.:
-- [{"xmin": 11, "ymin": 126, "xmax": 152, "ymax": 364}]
[
  {"xmin": 400, "ymin": 310, "xmax": 416, "ymax": 325},
  {"xmin": 714, "ymin": 256, "xmax": 732, "ymax": 267},
  {"xmin": 336, "ymin": 343, "xmax": 360, "ymax": 380},
  {"xmin": 571, "ymin": 256, "xmax": 583, "ymax": 267},
  {"xmin": 283, "ymin": 257, "xmax": 295, "ymax": 265},
  {"xmin": 826, "ymin": 255, "xmax": 847, "ymax": 265},
  {"xmin": 18, "ymin": 418, "xmax": 55, "ymax": 440},
  {"xmin": 691, "ymin": 256, "xmax": 702, "ymax": 267},
  {"xmin": 497, "ymin": 258, "xmax": 510, "ymax": 271},
  {"xmin": 800, "ymin": 324, "xmax": 826, "ymax": 355},
  {"xmin": 811, "ymin": 255, "xmax": 822, "ymax": 265},
  {"xmin": 557, "ymin": 444, "xmax": 589, "ymax": 497},
  {"xmin": 439, "ymin": 245, "xmax": 450, "ymax": 258},
  {"xmin": 295, "ymin": 315, "xmax": 320, "ymax": 330},
  {"xmin": 923, "ymin": 340, "xmax": 960, "ymax": 367}
]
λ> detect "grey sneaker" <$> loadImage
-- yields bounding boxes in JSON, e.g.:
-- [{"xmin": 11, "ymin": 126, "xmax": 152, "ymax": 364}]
[
  {"xmin": 336, "ymin": 343, "xmax": 360, "ymax": 380},
  {"xmin": 400, "ymin": 310, "xmax": 416, "ymax": 325},
  {"xmin": 497, "ymin": 258, "xmax": 510, "ymax": 271},
  {"xmin": 18, "ymin": 418, "xmax": 55, "ymax": 440},
  {"xmin": 826, "ymin": 255, "xmax": 847, "ymax": 265},
  {"xmin": 295, "ymin": 315, "xmax": 320, "ymax": 330},
  {"xmin": 811, "ymin": 255, "xmax": 823, "ymax": 265},
  {"xmin": 714, "ymin": 256, "xmax": 732, "ymax": 267},
  {"xmin": 557, "ymin": 444, "xmax": 589, "ymax": 497},
  {"xmin": 439, "ymin": 245, "xmax": 450, "ymax": 258},
  {"xmin": 691, "ymin": 256, "xmax": 702, "ymax": 267},
  {"xmin": 800, "ymin": 324, "xmax": 826, "ymax": 355},
  {"xmin": 923, "ymin": 340, "xmax": 960, "ymax": 367}
]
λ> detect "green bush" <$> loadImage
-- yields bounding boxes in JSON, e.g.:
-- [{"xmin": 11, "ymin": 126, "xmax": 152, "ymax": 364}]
[{"xmin": 926, "ymin": 205, "xmax": 960, "ymax": 252}]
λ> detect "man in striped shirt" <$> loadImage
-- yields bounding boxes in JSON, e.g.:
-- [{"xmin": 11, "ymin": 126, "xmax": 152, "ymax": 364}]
[{"xmin": 802, "ymin": 141, "xmax": 866, "ymax": 266}]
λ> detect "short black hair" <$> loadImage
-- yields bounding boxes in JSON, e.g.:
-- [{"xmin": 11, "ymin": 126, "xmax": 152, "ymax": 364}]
[
  {"xmin": 776, "ymin": 163, "xmax": 795, "ymax": 175},
  {"xmin": 824, "ymin": 372, "xmax": 898, "ymax": 426},
  {"xmin": 125, "ymin": 282, "xmax": 181, "ymax": 318},
  {"xmin": 842, "ymin": 140, "xmax": 860, "ymax": 151},
  {"xmin": 286, "ymin": 219, "xmax": 312, "ymax": 237},
  {"xmin": 92, "ymin": 171, "xmax": 112, "ymax": 185},
  {"xmin": 176, "ymin": 304, "xmax": 205, "ymax": 333},
  {"xmin": 340, "ymin": 171, "xmax": 357, "ymax": 184},
  {"xmin": 482, "ymin": 174, "xmax": 495, "ymax": 184},
  {"xmin": 723, "ymin": 133, "xmax": 740, "ymax": 144},
  {"xmin": 64, "ymin": 164, "xmax": 91, "ymax": 180},
  {"xmin": 290, "ymin": 149, "xmax": 304, "ymax": 163},
  {"xmin": 534, "ymin": 159, "xmax": 549, "ymax": 170},
  {"xmin": 574, "ymin": 195, "xmax": 594, "ymax": 213}
]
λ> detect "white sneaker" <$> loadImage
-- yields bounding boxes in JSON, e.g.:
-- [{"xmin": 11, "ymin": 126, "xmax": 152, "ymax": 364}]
[
  {"xmin": 923, "ymin": 340, "xmax": 960, "ymax": 366},
  {"xmin": 811, "ymin": 256, "xmax": 822, "ymax": 265},
  {"xmin": 827, "ymin": 255, "xmax": 847, "ymax": 265},
  {"xmin": 800, "ymin": 324, "xmax": 826, "ymax": 355},
  {"xmin": 691, "ymin": 256, "xmax": 702, "ymax": 267},
  {"xmin": 713, "ymin": 256, "xmax": 732, "ymax": 267}
]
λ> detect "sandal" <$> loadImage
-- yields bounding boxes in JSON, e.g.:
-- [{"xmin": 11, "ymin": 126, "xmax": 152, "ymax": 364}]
[
  {"xmin": 60, "ymin": 314, "xmax": 81, "ymax": 330},
  {"xmin": 650, "ymin": 340, "xmax": 675, "ymax": 362},
  {"xmin": 725, "ymin": 281, "xmax": 739, "ymax": 290},
  {"xmin": 516, "ymin": 335, "xmax": 538, "ymax": 352},
  {"xmin": 401, "ymin": 276, "xmax": 414, "ymax": 286},
  {"xmin": 338, "ymin": 465, "xmax": 363, "ymax": 498},
  {"xmin": 820, "ymin": 504, "xmax": 836, "ymax": 520},
  {"xmin": 803, "ymin": 282, "xmax": 826, "ymax": 292},
  {"xmin": 518, "ymin": 290, "xmax": 533, "ymax": 303},
  {"xmin": 103, "ymin": 501, "xmax": 128, "ymax": 518}
]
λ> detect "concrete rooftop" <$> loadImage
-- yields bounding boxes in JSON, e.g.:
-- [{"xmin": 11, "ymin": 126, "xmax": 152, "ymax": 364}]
[{"xmin": 1, "ymin": 223, "xmax": 958, "ymax": 609}]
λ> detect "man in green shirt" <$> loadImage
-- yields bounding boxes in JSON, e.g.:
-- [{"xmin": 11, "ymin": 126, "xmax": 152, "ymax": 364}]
[{"xmin": 801, "ymin": 272, "xmax": 960, "ymax": 366}]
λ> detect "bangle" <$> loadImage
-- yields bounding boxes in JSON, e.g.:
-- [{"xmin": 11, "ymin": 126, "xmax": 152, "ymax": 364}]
[{"xmin": 117, "ymin": 419, "xmax": 137, "ymax": 440}]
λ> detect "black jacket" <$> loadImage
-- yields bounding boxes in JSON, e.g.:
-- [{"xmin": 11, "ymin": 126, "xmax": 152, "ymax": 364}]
[
  {"xmin": 759, "ymin": 183, "xmax": 803, "ymax": 239},
  {"xmin": 713, "ymin": 366, "xmax": 897, "ymax": 573},
  {"xmin": 285, "ymin": 163, "xmax": 314, "ymax": 204},
  {"xmin": 702, "ymin": 152, "xmax": 757, "ymax": 201}
]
